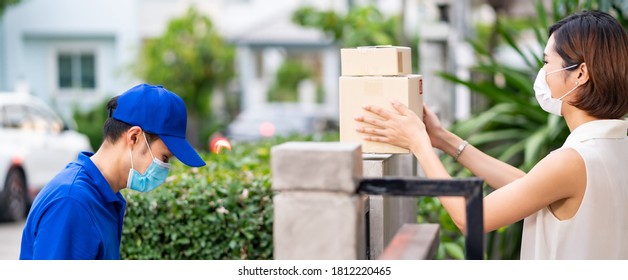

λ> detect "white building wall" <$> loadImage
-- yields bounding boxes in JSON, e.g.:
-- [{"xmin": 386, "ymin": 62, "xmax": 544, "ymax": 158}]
[
  {"xmin": 0, "ymin": 19, "xmax": 7, "ymax": 91},
  {"xmin": 322, "ymin": 47, "xmax": 340, "ymax": 118}
]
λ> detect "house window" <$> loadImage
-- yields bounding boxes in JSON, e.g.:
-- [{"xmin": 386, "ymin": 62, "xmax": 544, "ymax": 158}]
[{"xmin": 57, "ymin": 52, "xmax": 96, "ymax": 90}]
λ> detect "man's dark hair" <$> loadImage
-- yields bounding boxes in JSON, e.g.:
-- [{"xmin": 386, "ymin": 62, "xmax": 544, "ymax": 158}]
[{"xmin": 103, "ymin": 96, "xmax": 158, "ymax": 144}]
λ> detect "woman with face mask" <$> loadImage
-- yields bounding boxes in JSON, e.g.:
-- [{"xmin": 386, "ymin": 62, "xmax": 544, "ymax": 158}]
[{"xmin": 355, "ymin": 10, "xmax": 628, "ymax": 259}]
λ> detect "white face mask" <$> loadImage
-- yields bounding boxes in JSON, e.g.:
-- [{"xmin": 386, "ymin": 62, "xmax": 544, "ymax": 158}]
[{"xmin": 533, "ymin": 64, "xmax": 579, "ymax": 116}]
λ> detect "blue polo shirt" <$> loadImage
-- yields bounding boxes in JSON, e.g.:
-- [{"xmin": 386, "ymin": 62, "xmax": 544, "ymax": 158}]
[{"xmin": 19, "ymin": 152, "xmax": 127, "ymax": 260}]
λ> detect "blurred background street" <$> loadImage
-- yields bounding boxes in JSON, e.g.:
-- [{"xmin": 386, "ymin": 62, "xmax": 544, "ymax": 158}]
[{"xmin": 0, "ymin": 221, "xmax": 24, "ymax": 260}]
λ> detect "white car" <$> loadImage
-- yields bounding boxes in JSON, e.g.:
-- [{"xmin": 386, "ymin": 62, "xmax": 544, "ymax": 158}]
[{"xmin": 0, "ymin": 92, "xmax": 92, "ymax": 222}]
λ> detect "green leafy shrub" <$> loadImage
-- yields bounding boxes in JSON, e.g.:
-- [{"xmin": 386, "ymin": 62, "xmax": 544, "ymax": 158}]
[
  {"xmin": 121, "ymin": 142, "xmax": 271, "ymax": 259},
  {"xmin": 120, "ymin": 133, "xmax": 339, "ymax": 259}
]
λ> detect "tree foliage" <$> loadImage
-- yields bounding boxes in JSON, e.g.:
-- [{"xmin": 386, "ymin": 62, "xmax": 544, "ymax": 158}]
[
  {"xmin": 292, "ymin": 5, "xmax": 419, "ymax": 72},
  {"xmin": 135, "ymin": 7, "xmax": 235, "ymax": 147},
  {"xmin": 267, "ymin": 60, "xmax": 312, "ymax": 102},
  {"xmin": 0, "ymin": 0, "xmax": 20, "ymax": 16},
  {"xmin": 293, "ymin": 5, "xmax": 399, "ymax": 47}
]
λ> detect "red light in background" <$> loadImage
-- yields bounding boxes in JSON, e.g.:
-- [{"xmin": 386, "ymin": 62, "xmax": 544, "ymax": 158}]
[
  {"xmin": 210, "ymin": 137, "xmax": 232, "ymax": 154},
  {"xmin": 259, "ymin": 121, "xmax": 275, "ymax": 137},
  {"xmin": 11, "ymin": 155, "xmax": 23, "ymax": 166}
]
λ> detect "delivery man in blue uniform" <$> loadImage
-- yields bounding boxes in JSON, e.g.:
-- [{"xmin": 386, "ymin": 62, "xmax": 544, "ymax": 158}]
[{"xmin": 19, "ymin": 83, "xmax": 206, "ymax": 259}]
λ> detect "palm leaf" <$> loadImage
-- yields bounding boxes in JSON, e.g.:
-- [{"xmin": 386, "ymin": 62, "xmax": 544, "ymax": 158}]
[
  {"xmin": 497, "ymin": 140, "xmax": 527, "ymax": 164},
  {"xmin": 536, "ymin": 0, "xmax": 549, "ymax": 32},
  {"xmin": 467, "ymin": 129, "xmax": 529, "ymax": 146},
  {"xmin": 473, "ymin": 64, "xmax": 532, "ymax": 94},
  {"xmin": 496, "ymin": 21, "xmax": 536, "ymax": 69},
  {"xmin": 523, "ymin": 126, "xmax": 550, "ymax": 169},
  {"xmin": 440, "ymin": 72, "xmax": 527, "ymax": 105}
]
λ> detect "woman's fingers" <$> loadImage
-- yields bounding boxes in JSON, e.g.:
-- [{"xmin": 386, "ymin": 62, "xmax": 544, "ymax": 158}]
[
  {"xmin": 362, "ymin": 104, "xmax": 394, "ymax": 119},
  {"xmin": 355, "ymin": 125, "xmax": 385, "ymax": 136},
  {"xmin": 354, "ymin": 102, "xmax": 430, "ymax": 151},
  {"xmin": 355, "ymin": 114, "xmax": 392, "ymax": 143},
  {"xmin": 364, "ymin": 101, "xmax": 412, "ymax": 118},
  {"xmin": 390, "ymin": 99, "xmax": 410, "ymax": 116},
  {"xmin": 354, "ymin": 115, "xmax": 385, "ymax": 128},
  {"xmin": 423, "ymin": 104, "xmax": 437, "ymax": 119},
  {"xmin": 362, "ymin": 135, "xmax": 389, "ymax": 143}
]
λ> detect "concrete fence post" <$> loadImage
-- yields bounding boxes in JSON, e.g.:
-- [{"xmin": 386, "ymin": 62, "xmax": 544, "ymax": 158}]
[
  {"xmin": 271, "ymin": 142, "xmax": 365, "ymax": 260},
  {"xmin": 362, "ymin": 153, "xmax": 418, "ymax": 259}
]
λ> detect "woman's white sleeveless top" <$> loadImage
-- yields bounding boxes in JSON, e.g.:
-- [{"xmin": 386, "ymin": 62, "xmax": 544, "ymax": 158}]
[{"xmin": 520, "ymin": 119, "xmax": 628, "ymax": 259}]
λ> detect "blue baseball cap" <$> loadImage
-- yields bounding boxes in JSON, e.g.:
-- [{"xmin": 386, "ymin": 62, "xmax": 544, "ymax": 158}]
[{"xmin": 112, "ymin": 83, "xmax": 206, "ymax": 167}]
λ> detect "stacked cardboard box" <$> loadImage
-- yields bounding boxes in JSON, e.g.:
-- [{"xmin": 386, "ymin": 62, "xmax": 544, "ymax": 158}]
[{"xmin": 339, "ymin": 46, "xmax": 423, "ymax": 154}]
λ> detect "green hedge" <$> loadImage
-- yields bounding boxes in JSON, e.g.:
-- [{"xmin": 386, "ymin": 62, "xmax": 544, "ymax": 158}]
[{"xmin": 120, "ymin": 133, "xmax": 338, "ymax": 259}]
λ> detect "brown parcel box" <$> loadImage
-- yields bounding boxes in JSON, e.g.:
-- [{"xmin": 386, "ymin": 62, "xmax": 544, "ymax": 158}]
[
  {"xmin": 339, "ymin": 75, "xmax": 423, "ymax": 154},
  {"xmin": 341, "ymin": 46, "xmax": 412, "ymax": 76}
]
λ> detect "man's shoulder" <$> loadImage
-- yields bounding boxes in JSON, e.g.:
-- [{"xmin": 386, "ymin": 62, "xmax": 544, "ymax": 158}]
[
  {"xmin": 36, "ymin": 162, "xmax": 99, "ymax": 204},
  {"xmin": 52, "ymin": 161, "xmax": 92, "ymax": 186}
]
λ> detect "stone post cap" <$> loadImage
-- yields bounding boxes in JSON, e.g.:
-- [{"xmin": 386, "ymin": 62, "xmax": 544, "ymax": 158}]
[{"xmin": 271, "ymin": 142, "xmax": 362, "ymax": 192}]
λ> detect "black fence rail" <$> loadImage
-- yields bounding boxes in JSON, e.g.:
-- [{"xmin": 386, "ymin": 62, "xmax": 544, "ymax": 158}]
[{"xmin": 358, "ymin": 177, "xmax": 485, "ymax": 260}]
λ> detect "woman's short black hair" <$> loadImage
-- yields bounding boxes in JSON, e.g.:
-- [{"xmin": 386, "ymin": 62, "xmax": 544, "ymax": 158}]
[{"xmin": 548, "ymin": 10, "xmax": 628, "ymax": 119}]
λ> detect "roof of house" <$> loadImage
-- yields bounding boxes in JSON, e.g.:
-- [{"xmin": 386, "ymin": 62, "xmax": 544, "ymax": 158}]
[{"xmin": 229, "ymin": 10, "xmax": 334, "ymax": 49}]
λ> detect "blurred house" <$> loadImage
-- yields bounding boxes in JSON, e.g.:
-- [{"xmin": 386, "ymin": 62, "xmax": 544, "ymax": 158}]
[
  {"xmin": 0, "ymin": 0, "xmax": 140, "ymax": 121},
  {"xmin": 0, "ymin": 0, "xmax": 545, "ymax": 127},
  {"xmin": 0, "ymin": 0, "xmax": 344, "ymax": 123}
]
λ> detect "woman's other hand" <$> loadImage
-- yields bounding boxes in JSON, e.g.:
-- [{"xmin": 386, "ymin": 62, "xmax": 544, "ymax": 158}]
[{"xmin": 421, "ymin": 104, "xmax": 449, "ymax": 150}]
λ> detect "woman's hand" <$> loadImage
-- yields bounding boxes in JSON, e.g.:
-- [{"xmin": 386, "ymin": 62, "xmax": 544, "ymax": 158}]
[
  {"xmin": 355, "ymin": 100, "xmax": 429, "ymax": 152},
  {"xmin": 421, "ymin": 104, "xmax": 449, "ymax": 151}
]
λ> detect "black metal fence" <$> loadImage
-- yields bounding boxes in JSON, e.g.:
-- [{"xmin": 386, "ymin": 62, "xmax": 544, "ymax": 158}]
[{"xmin": 358, "ymin": 177, "xmax": 485, "ymax": 260}]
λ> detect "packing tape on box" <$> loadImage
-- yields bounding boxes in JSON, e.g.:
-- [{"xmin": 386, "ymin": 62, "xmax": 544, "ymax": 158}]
[{"xmin": 357, "ymin": 45, "xmax": 394, "ymax": 49}]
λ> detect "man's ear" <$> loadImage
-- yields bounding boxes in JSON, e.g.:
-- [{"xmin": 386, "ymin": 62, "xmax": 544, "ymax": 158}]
[
  {"xmin": 126, "ymin": 126, "xmax": 143, "ymax": 149},
  {"xmin": 576, "ymin": 63, "xmax": 590, "ymax": 86}
]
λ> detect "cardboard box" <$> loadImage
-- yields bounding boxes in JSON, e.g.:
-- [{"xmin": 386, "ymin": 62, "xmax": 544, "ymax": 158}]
[
  {"xmin": 339, "ymin": 75, "xmax": 423, "ymax": 154},
  {"xmin": 341, "ymin": 46, "xmax": 412, "ymax": 76}
]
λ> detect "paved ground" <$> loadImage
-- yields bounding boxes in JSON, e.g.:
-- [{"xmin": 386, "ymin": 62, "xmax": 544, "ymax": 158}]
[{"xmin": 0, "ymin": 220, "xmax": 24, "ymax": 260}]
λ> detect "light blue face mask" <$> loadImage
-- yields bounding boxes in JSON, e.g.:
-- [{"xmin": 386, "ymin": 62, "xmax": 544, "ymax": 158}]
[{"xmin": 127, "ymin": 132, "xmax": 171, "ymax": 192}]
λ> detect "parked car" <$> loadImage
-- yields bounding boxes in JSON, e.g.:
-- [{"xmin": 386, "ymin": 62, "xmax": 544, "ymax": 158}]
[
  {"xmin": 225, "ymin": 103, "xmax": 337, "ymax": 142},
  {"xmin": 0, "ymin": 92, "xmax": 92, "ymax": 222}
]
